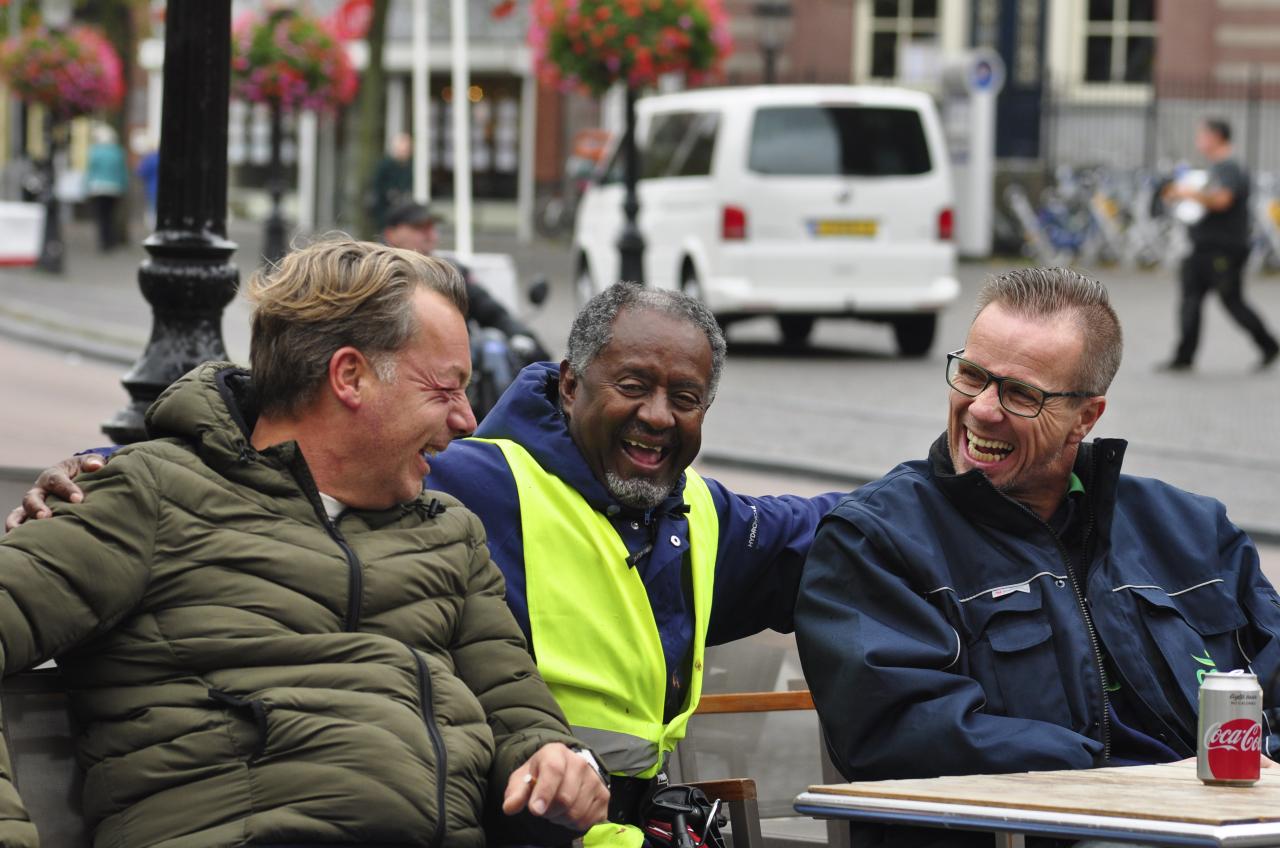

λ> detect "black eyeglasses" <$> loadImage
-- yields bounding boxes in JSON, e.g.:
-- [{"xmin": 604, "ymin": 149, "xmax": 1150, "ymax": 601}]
[{"xmin": 945, "ymin": 350, "xmax": 1094, "ymax": 419}]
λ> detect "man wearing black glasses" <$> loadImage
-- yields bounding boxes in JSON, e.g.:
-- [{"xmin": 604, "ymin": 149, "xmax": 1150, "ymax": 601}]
[{"xmin": 796, "ymin": 267, "xmax": 1280, "ymax": 846}]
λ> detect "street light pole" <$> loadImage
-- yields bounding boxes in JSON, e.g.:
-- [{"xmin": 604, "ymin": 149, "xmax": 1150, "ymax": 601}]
[
  {"xmin": 263, "ymin": 100, "xmax": 287, "ymax": 264},
  {"xmin": 617, "ymin": 84, "xmax": 644, "ymax": 283},
  {"xmin": 753, "ymin": 0, "xmax": 792, "ymax": 85},
  {"xmin": 35, "ymin": 109, "xmax": 63, "ymax": 273},
  {"xmin": 35, "ymin": 0, "xmax": 74, "ymax": 273},
  {"xmin": 103, "ymin": 0, "xmax": 238, "ymax": 444}
]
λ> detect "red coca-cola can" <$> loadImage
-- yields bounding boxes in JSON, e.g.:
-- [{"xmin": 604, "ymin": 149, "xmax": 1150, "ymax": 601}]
[{"xmin": 1197, "ymin": 670, "xmax": 1263, "ymax": 786}]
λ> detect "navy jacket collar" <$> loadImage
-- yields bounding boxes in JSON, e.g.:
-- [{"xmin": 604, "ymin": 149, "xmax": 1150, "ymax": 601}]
[
  {"xmin": 474, "ymin": 362, "xmax": 689, "ymax": 518},
  {"xmin": 926, "ymin": 432, "xmax": 1128, "ymax": 541}
]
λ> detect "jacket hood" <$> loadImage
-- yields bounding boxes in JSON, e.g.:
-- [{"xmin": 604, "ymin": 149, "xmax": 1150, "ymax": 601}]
[
  {"xmin": 145, "ymin": 362, "xmax": 254, "ymax": 451},
  {"xmin": 474, "ymin": 362, "xmax": 688, "ymax": 516},
  {"xmin": 927, "ymin": 431, "xmax": 1128, "ymax": 540},
  {"xmin": 144, "ymin": 362, "xmax": 313, "ymax": 499}
]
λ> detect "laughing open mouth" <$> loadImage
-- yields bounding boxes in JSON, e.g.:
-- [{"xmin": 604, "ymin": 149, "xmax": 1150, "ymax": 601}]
[
  {"xmin": 620, "ymin": 436, "xmax": 671, "ymax": 469},
  {"xmin": 967, "ymin": 429, "xmax": 1014, "ymax": 463}
]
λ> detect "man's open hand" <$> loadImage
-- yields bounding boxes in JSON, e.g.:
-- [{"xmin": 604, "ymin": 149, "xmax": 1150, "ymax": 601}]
[
  {"xmin": 4, "ymin": 454, "xmax": 104, "ymax": 533},
  {"xmin": 501, "ymin": 742, "xmax": 609, "ymax": 832}
]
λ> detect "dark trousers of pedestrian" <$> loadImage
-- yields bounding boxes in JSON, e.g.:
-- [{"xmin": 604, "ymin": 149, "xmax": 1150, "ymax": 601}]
[
  {"xmin": 90, "ymin": 194, "xmax": 118, "ymax": 252},
  {"xmin": 1174, "ymin": 245, "xmax": 1279, "ymax": 365}
]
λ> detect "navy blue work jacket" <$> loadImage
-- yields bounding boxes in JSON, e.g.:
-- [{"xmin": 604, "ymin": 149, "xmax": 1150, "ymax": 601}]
[
  {"xmin": 429, "ymin": 363, "xmax": 841, "ymax": 713},
  {"xmin": 797, "ymin": 435, "xmax": 1280, "ymax": 781}
]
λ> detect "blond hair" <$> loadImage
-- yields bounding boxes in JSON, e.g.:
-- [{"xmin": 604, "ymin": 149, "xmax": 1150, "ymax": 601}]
[{"xmin": 244, "ymin": 236, "xmax": 467, "ymax": 416}]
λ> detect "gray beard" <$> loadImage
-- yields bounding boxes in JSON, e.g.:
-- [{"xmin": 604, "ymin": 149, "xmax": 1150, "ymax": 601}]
[{"xmin": 605, "ymin": 471, "xmax": 673, "ymax": 510}]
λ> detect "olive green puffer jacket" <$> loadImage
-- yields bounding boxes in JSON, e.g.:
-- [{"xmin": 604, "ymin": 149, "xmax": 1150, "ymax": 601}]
[{"xmin": 0, "ymin": 363, "xmax": 586, "ymax": 847}]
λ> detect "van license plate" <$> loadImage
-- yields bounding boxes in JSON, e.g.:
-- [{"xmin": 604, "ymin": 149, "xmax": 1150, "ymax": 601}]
[{"xmin": 812, "ymin": 219, "xmax": 877, "ymax": 237}]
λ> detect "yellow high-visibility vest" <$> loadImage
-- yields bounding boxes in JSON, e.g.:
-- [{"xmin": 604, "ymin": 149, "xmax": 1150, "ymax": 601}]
[{"xmin": 479, "ymin": 438, "xmax": 719, "ymax": 847}]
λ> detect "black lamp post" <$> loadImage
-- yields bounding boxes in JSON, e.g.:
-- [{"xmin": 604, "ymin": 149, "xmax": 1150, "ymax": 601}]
[
  {"xmin": 34, "ymin": 108, "xmax": 63, "ymax": 273},
  {"xmin": 616, "ymin": 85, "xmax": 644, "ymax": 284},
  {"xmin": 259, "ymin": 4, "xmax": 299, "ymax": 266},
  {"xmin": 34, "ymin": 0, "xmax": 73, "ymax": 274},
  {"xmin": 753, "ymin": 0, "xmax": 792, "ymax": 84},
  {"xmin": 262, "ymin": 98, "xmax": 287, "ymax": 264},
  {"xmin": 103, "ymin": 0, "xmax": 238, "ymax": 443}
]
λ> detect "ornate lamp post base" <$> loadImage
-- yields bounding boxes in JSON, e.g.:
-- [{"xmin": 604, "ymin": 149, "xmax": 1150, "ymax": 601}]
[
  {"xmin": 102, "ymin": 233, "xmax": 238, "ymax": 442},
  {"xmin": 104, "ymin": 1, "xmax": 238, "ymax": 444}
]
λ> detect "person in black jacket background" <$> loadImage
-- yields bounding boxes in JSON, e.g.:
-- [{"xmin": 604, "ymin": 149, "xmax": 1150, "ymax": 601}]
[
  {"xmin": 383, "ymin": 201, "xmax": 550, "ymax": 363},
  {"xmin": 1161, "ymin": 118, "xmax": 1279, "ymax": 371}
]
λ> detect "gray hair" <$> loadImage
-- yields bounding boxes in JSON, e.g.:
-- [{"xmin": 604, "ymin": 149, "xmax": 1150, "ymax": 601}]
[
  {"xmin": 974, "ymin": 267, "xmax": 1123, "ymax": 395},
  {"xmin": 566, "ymin": 282, "xmax": 727, "ymax": 401}
]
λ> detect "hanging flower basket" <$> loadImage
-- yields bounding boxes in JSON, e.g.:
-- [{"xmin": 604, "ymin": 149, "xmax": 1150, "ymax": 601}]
[
  {"xmin": 232, "ymin": 9, "xmax": 358, "ymax": 112},
  {"xmin": 529, "ymin": 0, "xmax": 733, "ymax": 95},
  {"xmin": 0, "ymin": 24, "xmax": 124, "ymax": 120}
]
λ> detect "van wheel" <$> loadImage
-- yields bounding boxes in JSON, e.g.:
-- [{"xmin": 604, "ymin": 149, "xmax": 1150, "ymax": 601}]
[
  {"xmin": 777, "ymin": 316, "xmax": 815, "ymax": 347},
  {"xmin": 680, "ymin": 264, "xmax": 704, "ymax": 303},
  {"xmin": 575, "ymin": 264, "xmax": 595, "ymax": 308},
  {"xmin": 892, "ymin": 315, "xmax": 937, "ymax": 358}
]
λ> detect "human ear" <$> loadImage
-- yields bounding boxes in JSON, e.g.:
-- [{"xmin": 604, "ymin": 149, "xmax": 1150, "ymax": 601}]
[
  {"xmin": 328, "ymin": 347, "xmax": 371, "ymax": 411},
  {"xmin": 1067, "ymin": 396, "xmax": 1106, "ymax": 445},
  {"xmin": 558, "ymin": 359, "xmax": 579, "ymax": 415}
]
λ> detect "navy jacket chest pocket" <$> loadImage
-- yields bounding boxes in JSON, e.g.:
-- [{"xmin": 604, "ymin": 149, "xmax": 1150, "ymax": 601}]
[
  {"xmin": 1120, "ymin": 582, "xmax": 1247, "ymax": 715},
  {"xmin": 963, "ymin": 591, "xmax": 1075, "ymax": 729}
]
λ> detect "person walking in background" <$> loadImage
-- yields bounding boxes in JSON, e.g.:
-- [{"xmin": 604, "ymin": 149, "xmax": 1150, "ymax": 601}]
[
  {"xmin": 133, "ymin": 129, "xmax": 159, "ymax": 231},
  {"xmin": 369, "ymin": 131, "xmax": 414, "ymax": 232},
  {"xmin": 85, "ymin": 123, "xmax": 128, "ymax": 252},
  {"xmin": 1161, "ymin": 118, "xmax": 1279, "ymax": 372}
]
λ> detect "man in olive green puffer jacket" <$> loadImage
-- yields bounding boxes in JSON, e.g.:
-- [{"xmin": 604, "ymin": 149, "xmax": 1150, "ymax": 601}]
[{"xmin": 0, "ymin": 239, "xmax": 608, "ymax": 847}]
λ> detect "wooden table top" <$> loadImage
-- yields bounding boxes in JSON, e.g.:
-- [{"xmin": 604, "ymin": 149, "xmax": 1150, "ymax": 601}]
[{"xmin": 807, "ymin": 761, "xmax": 1280, "ymax": 826}]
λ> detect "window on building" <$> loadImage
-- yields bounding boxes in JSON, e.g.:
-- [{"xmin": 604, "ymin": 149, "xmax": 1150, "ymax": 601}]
[
  {"xmin": 1083, "ymin": 0, "xmax": 1156, "ymax": 84},
  {"xmin": 869, "ymin": 0, "xmax": 940, "ymax": 80}
]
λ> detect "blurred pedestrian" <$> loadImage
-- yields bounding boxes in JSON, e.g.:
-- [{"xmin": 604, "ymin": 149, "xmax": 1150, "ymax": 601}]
[
  {"xmin": 382, "ymin": 200, "xmax": 549, "ymax": 360},
  {"xmin": 85, "ymin": 124, "xmax": 128, "ymax": 252},
  {"xmin": 1161, "ymin": 118, "xmax": 1279, "ymax": 372},
  {"xmin": 132, "ymin": 130, "xmax": 159, "ymax": 231},
  {"xmin": 368, "ymin": 131, "xmax": 414, "ymax": 232}
]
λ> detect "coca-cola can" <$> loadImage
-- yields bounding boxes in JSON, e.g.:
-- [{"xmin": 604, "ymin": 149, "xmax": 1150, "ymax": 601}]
[{"xmin": 1197, "ymin": 669, "xmax": 1263, "ymax": 786}]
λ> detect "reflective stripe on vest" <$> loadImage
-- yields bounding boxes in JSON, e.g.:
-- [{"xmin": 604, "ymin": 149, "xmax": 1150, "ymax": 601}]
[{"xmin": 477, "ymin": 438, "xmax": 718, "ymax": 781}]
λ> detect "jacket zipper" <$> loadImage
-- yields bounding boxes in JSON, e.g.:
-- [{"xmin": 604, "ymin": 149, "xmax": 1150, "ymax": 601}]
[
  {"xmin": 328, "ymin": 525, "xmax": 363, "ymax": 632},
  {"xmin": 408, "ymin": 644, "xmax": 448, "ymax": 848},
  {"xmin": 289, "ymin": 454, "xmax": 365, "ymax": 632},
  {"xmin": 1045, "ymin": 506, "xmax": 1111, "ymax": 761},
  {"xmin": 1001, "ymin": 454, "xmax": 1111, "ymax": 762}
]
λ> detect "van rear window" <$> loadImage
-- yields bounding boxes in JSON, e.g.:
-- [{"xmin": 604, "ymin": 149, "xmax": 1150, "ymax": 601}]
[{"xmin": 748, "ymin": 106, "xmax": 932, "ymax": 176}]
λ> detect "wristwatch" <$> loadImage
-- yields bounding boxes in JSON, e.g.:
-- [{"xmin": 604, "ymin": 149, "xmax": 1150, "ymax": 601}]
[{"xmin": 571, "ymin": 745, "xmax": 612, "ymax": 788}]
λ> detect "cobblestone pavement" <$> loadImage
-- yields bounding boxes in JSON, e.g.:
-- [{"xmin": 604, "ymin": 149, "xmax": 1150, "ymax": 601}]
[{"xmin": 2, "ymin": 218, "xmax": 1278, "ymax": 537}]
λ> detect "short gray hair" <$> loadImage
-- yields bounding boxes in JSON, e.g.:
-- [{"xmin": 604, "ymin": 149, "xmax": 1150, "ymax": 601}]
[
  {"xmin": 974, "ymin": 267, "xmax": 1123, "ymax": 395},
  {"xmin": 566, "ymin": 282, "xmax": 727, "ymax": 401}
]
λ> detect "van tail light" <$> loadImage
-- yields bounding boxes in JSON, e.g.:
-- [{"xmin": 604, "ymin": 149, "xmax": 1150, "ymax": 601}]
[
  {"xmin": 938, "ymin": 207, "xmax": 954, "ymax": 241},
  {"xmin": 722, "ymin": 205, "xmax": 747, "ymax": 241}
]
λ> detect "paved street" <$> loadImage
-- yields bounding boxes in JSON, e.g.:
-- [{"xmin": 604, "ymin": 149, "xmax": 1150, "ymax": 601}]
[{"xmin": 2, "ymin": 218, "xmax": 1279, "ymax": 539}]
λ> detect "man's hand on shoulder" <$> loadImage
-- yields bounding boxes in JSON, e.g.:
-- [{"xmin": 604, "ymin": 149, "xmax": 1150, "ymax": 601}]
[
  {"xmin": 501, "ymin": 742, "xmax": 609, "ymax": 832},
  {"xmin": 4, "ymin": 454, "xmax": 105, "ymax": 533}
]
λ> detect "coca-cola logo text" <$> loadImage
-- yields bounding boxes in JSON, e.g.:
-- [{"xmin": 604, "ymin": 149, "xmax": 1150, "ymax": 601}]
[{"xmin": 1205, "ymin": 718, "xmax": 1261, "ymax": 779}]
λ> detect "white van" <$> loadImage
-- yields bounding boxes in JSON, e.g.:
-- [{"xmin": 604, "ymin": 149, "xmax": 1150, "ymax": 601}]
[{"xmin": 572, "ymin": 85, "xmax": 960, "ymax": 355}]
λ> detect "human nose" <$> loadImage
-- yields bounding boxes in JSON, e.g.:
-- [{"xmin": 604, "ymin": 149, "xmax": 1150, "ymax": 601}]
[
  {"xmin": 636, "ymin": 390, "xmax": 676, "ymax": 431},
  {"xmin": 450, "ymin": 395, "xmax": 477, "ymax": 436},
  {"xmin": 968, "ymin": 381, "xmax": 1006, "ymax": 422}
]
